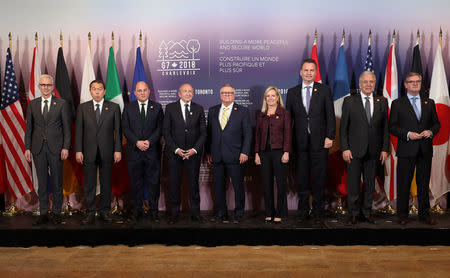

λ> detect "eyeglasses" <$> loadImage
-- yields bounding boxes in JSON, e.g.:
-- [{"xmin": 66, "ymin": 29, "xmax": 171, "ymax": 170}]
[
  {"xmin": 220, "ymin": 91, "xmax": 234, "ymax": 95},
  {"xmin": 406, "ymin": 80, "xmax": 421, "ymax": 84},
  {"xmin": 39, "ymin": 83, "xmax": 53, "ymax": 87},
  {"xmin": 361, "ymin": 80, "xmax": 375, "ymax": 84}
]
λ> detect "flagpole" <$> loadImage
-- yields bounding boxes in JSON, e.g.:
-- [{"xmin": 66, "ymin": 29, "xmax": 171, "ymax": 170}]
[
  {"xmin": 368, "ymin": 29, "xmax": 371, "ymax": 45},
  {"xmin": 139, "ymin": 30, "xmax": 142, "ymax": 49},
  {"xmin": 88, "ymin": 32, "xmax": 91, "ymax": 52},
  {"xmin": 314, "ymin": 29, "xmax": 318, "ymax": 45},
  {"xmin": 342, "ymin": 29, "xmax": 345, "ymax": 45},
  {"xmin": 60, "ymin": 31, "xmax": 63, "ymax": 48},
  {"xmin": 111, "ymin": 31, "xmax": 114, "ymax": 50}
]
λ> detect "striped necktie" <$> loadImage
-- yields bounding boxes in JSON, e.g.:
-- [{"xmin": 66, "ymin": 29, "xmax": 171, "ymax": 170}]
[{"xmin": 220, "ymin": 107, "xmax": 229, "ymax": 130}]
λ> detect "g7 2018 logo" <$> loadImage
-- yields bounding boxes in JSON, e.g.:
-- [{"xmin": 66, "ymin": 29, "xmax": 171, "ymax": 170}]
[{"xmin": 157, "ymin": 39, "xmax": 200, "ymax": 76}]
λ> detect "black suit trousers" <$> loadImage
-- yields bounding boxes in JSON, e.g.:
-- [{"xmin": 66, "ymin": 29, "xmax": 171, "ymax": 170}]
[
  {"xmin": 84, "ymin": 150, "xmax": 112, "ymax": 215},
  {"xmin": 397, "ymin": 154, "xmax": 432, "ymax": 218},
  {"xmin": 127, "ymin": 157, "xmax": 160, "ymax": 215},
  {"xmin": 296, "ymin": 136, "xmax": 328, "ymax": 216},
  {"xmin": 213, "ymin": 162, "xmax": 245, "ymax": 217},
  {"xmin": 259, "ymin": 149, "xmax": 288, "ymax": 218},
  {"xmin": 346, "ymin": 154, "xmax": 376, "ymax": 217},
  {"xmin": 33, "ymin": 142, "xmax": 63, "ymax": 215},
  {"xmin": 168, "ymin": 153, "xmax": 201, "ymax": 216}
]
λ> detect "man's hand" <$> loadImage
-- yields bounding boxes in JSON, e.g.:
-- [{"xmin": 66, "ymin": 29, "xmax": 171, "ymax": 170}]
[
  {"xmin": 380, "ymin": 151, "xmax": 388, "ymax": 165},
  {"xmin": 420, "ymin": 130, "xmax": 433, "ymax": 139},
  {"xmin": 114, "ymin": 152, "xmax": 122, "ymax": 163},
  {"xmin": 136, "ymin": 140, "xmax": 149, "ymax": 151},
  {"xmin": 176, "ymin": 149, "xmax": 186, "ymax": 158},
  {"xmin": 281, "ymin": 152, "xmax": 289, "ymax": 163},
  {"xmin": 324, "ymin": 137, "xmax": 333, "ymax": 149},
  {"xmin": 254, "ymin": 153, "xmax": 261, "ymax": 165},
  {"xmin": 239, "ymin": 153, "xmax": 248, "ymax": 164},
  {"xmin": 25, "ymin": 150, "xmax": 32, "ymax": 163},
  {"xmin": 183, "ymin": 149, "xmax": 196, "ymax": 159},
  {"xmin": 409, "ymin": 132, "xmax": 422, "ymax": 140},
  {"xmin": 61, "ymin": 149, "xmax": 69, "ymax": 160},
  {"xmin": 342, "ymin": 150, "xmax": 353, "ymax": 163},
  {"xmin": 76, "ymin": 152, "xmax": 83, "ymax": 164}
]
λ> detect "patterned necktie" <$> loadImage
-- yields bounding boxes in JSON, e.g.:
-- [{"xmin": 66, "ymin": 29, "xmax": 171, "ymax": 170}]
[
  {"xmin": 412, "ymin": 97, "xmax": 421, "ymax": 120},
  {"xmin": 43, "ymin": 100, "xmax": 49, "ymax": 121},
  {"xmin": 185, "ymin": 104, "xmax": 189, "ymax": 123},
  {"xmin": 305, "ymin": 86, "xmax": 311, "ymax": 112},
  {"xmin": 141, "ymin": 103, "xmax": 146, "ymax": 122},
  {"xmin": 364, "ymin": 96, "xmax": 371, "ymax": 122},
  {"xmin": 95, "ymin": 104, "xmax": 100, "ymax": 125},
  {"xmin": 220, "ymin": 107, "xmax": 229, "ymax": 130}
]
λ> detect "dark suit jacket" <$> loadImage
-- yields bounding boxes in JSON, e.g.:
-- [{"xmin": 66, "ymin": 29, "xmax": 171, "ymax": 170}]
[
  {"xmin": 162, "ymin": 100, "xmax": 206, "ymax": 154},
  {"xmin": 340, "ymin": 93, "xmax": 389, "ymax": 159},
  {"xmin": 75, "ymin": 100, "xmax": 122, "ymax": 163},
  {"xmin": 389, "ymin": 95, "xmax": 440, "ymax": 158},
  {"xmin": 207, "ymin": 103, "xmax": 252, "ymax": 164},
  {"xmin": 286, "ymin": 82, "xmax": 335, "ymax": 152},
  {"xmin": 122, "ymin": 100, "xmax": 163, "ymax": 161},
  {"xmin": 254, "ymin": 106, "xmax": 292, "ymax": 153},
  {"xmin": 25, "ymin": 96, "xmax": 71, "ymax": 155}
]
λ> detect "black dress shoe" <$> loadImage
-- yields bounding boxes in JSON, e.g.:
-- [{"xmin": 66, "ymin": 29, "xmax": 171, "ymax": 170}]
[
  {"xmin": 100, "ymin": 213, "xmax": 113, "ymax": 224},
  {"xmin": 33, "ymin": 215, "xmax": 48, "ymax": 226},
  {"xmin": 168, "ymin": 215, "xmax": 178, "ymax": 224},
  {"xmin": 313, "ymin": 216, "xmax": 323, "ymax": 225},
  {"xmin": 297, "ymin": 215, "xmax": 308, "ymax": 223},
  {"xmin": 191, "ymin": 215, "xmax": 206, "ymax": 223},
  {"xmin": 151, "ymin": 213, "xmax": 160, "ymax": 223},
  {"xmin": 214, "ymin": 215, "xmax": 229, "ymax": 223},
  {"xmin": 52, "ymin": 214, "xmax": 62, "ymax": 225},
  {"xmin": 419, "ymin": 217, "xmax": 437, "ymax": 225},
  {"xmin": 233, "ymin": 215, "xmax": 243, "ymax": 224},
  {"xmin": 347, "ymin": 215, "xmax": 358, "ymax": 225},
  {"xmin": 82, "ymin": 214, "xmax": 95, "ymax": 225},
  {"xmin": 398, "ymin": 217, "xmax": 409, "ymax": 225},
  {"xmin": 360, "ymin": 215, "xmax": 377, "ymax": 224}
]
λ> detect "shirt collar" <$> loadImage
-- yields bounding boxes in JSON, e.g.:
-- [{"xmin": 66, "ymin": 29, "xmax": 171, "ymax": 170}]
[
  {"xmin": 93, "ymin": 98, "xmax": 104, "ymax": 107},
  {"xmin": 221, "ymin": 102, "xmax": 234, "ymax": 110},
  {"xmin": 180, "ymin": 99, "xmax": 191, "ymax": 107},
  {"xmin": 407, "ymin": 92, "xmax": 420, "ymax": 100},
  {"xmin": 138, "ymin": 99, "xmax": 149, "ymax": 106},
  {"xmin": 42, "ymin": 95, "xmax": 52, "ymax": 102},
  {"xmin": 302, "ymin": 82, "xmax": 314, "ymax": 89}
]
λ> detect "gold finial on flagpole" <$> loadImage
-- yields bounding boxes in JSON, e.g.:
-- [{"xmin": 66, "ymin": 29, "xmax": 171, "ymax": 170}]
[
  {"xmin": 111, "ymin": 31, "xmax": 114, "ymax": 49},
  {"xmin": 35, "ymin": 32, "xmax": 38, "ymax": 48},
  {"xmin": 60, "ymin": 30, "xmax": 63, "ymax": 48},
  {"xmin": 8, "ymin": 32, "xmax": 12, "ymax": 50},
  {"xmin": 342, "ymin": 29, "xmax": 345, "ymax": 45},
  {"xmin": 393, "ymin": 30, "xmax": 396, "ymax": 45},
  {"xmin": 439, "ymin": 27, "xmax": 442, "ymax": 47},
  {"xmin": 368, "ymin": 29, "xmax": 372, "ymax": 45},
  {"xmin": 88, "ymin": 32, "xmax": 91, "ymax": 51},
  {"xmin": 139, "ymin": 30, "xmax": 142, "ymax": 49},
  {"xmin": 314, "ymin": 29, "xmax": 318, "ymax": 44},
  {"xmin": 416, "ymin": 29, "xmax": 420, "ymax": 45}
]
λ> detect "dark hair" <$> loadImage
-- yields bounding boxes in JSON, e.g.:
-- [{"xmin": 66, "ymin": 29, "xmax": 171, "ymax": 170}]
[
  {"xmin": 301, "ymin": 58, "xmax": 317, "ymax": 69},
  {"xmin": 89, "ymin": 79, "xmax": 105, "ymax": 90},
  {"xmin": 405, "ymin": 72, "xmax": 422, "ymax": 81}
]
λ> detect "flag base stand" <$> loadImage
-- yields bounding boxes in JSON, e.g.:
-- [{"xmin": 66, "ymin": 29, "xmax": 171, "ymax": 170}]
[
  {"xmin": 379, "ymin": 204, "xmax": 396, "ymax": 214},
  {"xmin": 3, "ymin": 203, "xmax": 24, "ymax": 216},
  {"xmin": 431, "ymin": 198, "xmax": 446, "ymax": 214},
  {"xmin": 330, "ymin": 196, "xmax": 347, "ymax": 215},
  {"xmin": 62, "ymin": 201, "xmax": 78, "ymax": 216},
  {"xmin": 409, "ymin": 199, "xmax": 418, "ymax": 215},
  {"xmin": 142, "ymin": 201, "xmax": 150, "ymax": 215},
  {"xmin": 111, "ymin": 200, "xmax": 123, "ymax": 215}
]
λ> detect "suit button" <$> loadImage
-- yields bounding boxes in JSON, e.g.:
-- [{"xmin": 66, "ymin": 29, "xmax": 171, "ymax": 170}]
[{"xmin": 185, "ymin": 129, "xmax": 188, "ymax": 132}]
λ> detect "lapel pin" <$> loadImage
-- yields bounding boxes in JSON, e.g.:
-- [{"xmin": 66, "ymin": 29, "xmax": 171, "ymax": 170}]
[
  {"xmin": 190, "ymin": 112, "xmax": 193, "ymax": 115},
  {"xmin": 150, "ymin": 105, "xmax": 154, "ymax": 109},
  {"xmin": 276, "ymin": 116, "xmax": 279, "ymax": 119},
  {"xmin": 105, "ymin": 107, "xmax": 109, "ymax": 111},
  {"xmin": 314, "ymin": 88, "xmax": 317, "ymax": 92},
  {"xmin": 377, "ymin": 99, "xmax": 380, "ymax": 102},
  {"xmin": 424, "ymin": 101, "xmax": 428, "ymax": 104},
  {"xmin": 53, "ymin": 102, "xmax": 57, "ymax": 105},
  {"xmin": 234, "ymin": 107, "xmax": 237, "ymax": 111}
]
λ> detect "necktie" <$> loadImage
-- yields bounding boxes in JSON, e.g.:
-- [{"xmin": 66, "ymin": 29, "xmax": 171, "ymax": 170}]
[
  {"xmin": 364, "ymin": 96, "xmax": 371, "ymax": 122},
  {"xmin": 412, "ymin": 97, "xmax": 420, "ymax": 120},
  {"xmin": 95, "ymin": 104, "xmax": 100, "ymax": 125},
  {"xmin": 305, "ymin": 86, "xmax": 311, "ymax": 112},
  {"xmin": 220, "ymin": 107, "xmax": 229, "ymax": 130},
  {"xmin": 184, "ymin": 104, "xmax": 189, "ymax": 123},
  {"xmin": 43, "ymin": 100, "xmax": 49, "ymax": 121},
  {"xmin": 141, "ymin": 103, "xmax": 146, "ymax": 122}
]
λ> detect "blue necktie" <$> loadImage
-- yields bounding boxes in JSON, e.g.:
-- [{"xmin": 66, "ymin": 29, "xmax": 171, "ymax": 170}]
[{"xmin": 412, "ymin": 97, "xmax": 420, "ymax": 120}]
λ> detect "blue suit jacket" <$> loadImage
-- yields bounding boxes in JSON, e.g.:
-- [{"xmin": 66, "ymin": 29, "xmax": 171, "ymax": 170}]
[
  {"xmin": 122, "ymin": 100, "xmax": 163, "ymax": 161},
  {"xmin": 207, "ymin": 103, "xmax": 252, "ymax": 164}
]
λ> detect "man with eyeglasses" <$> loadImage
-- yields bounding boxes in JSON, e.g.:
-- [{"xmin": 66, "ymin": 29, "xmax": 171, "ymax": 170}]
[
  {"xmin": 340, "ymin": 71, "xmax": 389, "ymax": 225},
  {"xmin": 389, "ymin": 72, "xmax": 440, "ymax": 225},
  {"xmin": 25, "ymin": 74, "xmax": 71, "ymax": 225},
  {"xmin": 206, "ymin": 84, "xmax": 252, "ymax": 223}
]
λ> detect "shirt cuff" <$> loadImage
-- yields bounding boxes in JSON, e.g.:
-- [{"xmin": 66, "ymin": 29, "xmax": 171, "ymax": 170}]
[{"xmin": 175, "ymin": 148, "xmax": 180, "ymax": 154}]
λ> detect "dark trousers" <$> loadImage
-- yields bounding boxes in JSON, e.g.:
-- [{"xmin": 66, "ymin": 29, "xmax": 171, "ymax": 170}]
[
  {"xmin": 397, "ymin": 154, "xmax": 432, "ymax": 219},
  {"xmin": 84, "ymin": 150, "xmax": 112, "ymax": 216},
  {"xmin": 33, "ymin": 142, "xmax": 63, "ymax": 215},
  {"xmin": 127, "ymin": 156, "xmax": 160, "ymax": 216},
  {"xmin": 296, "ymin": 140, "xmax": 328, "ymax": 217},
  {"xmin": 213, "ymin": 162, "xmax": 245, "ymax": 217},
  {"xmin": 168, "ymin": 153, "xmax": 201, "ymax": 216},
  {"xmin": 259, "ymin": 149, "xmax": 288, "ymax": 218},
  {"xmin": 346, "ymin": 154, "xmax": 376, "ymax": 217}
]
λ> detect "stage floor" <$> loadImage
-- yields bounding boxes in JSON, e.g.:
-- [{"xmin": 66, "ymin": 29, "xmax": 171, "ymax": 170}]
[{"xmin": 1, "ymin": 211, "xmax": 449, "ymax": 246}]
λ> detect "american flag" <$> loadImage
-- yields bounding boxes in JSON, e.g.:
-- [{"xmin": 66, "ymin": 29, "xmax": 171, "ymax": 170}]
[
  {"xmin": 363, "ymin": 36, "xmax": 374, "ymax": 72},
  {"xmin": 0, "ymin": 48, "xmax": 33, "ymax": 199}
]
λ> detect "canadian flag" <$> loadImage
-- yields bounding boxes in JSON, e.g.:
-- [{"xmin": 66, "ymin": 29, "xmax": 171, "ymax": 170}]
[{"xmin": 428, "ymin": 43, "xmax": 450, "ymax": 202}]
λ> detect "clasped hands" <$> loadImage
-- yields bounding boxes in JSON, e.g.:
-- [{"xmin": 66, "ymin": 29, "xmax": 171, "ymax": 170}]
[
  {"xmin": 176, "ymin": 148, "xmax": 197, "ymax": 160},
  {"xmin": 409, "ymin": 130, "xmax": 432, "ymax": 140}
]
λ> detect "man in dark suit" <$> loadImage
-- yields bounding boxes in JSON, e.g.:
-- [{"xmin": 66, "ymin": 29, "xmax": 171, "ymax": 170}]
[
  {"xmin": 25, "ymin": 74, "xmax": 71, "ymax": 225},
  {"xmin": 286, "ymin": 58, "xmax": 335, "ymax": 223},
  {"xmin": 206, "ymin": 84, "xmax": 252, "ymax": 223},
  {"xmin": 389, "ymin": 72, "xmax": 440, "ymax": 225},
  {"xmin": 75, "ymin": 80, "xmax": 122, "ymax": 224},
  {"xmin": 122, "ymin": 81, "xmax": 163, "ymax": 223},
  {"xmin": 340, "ymin": 71, "xmax": 389, "ymax": 225},
  {"xmin": 163, "ymin": 83, "xmax": 207, "ymax": 224}
]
